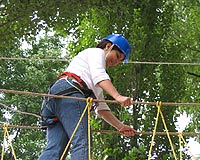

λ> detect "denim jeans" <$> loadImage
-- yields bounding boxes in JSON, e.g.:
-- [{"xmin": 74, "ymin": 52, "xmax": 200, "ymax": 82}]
[{"xmin": 38, "ymin": 79, "xmax": 90, "ymax": 160}]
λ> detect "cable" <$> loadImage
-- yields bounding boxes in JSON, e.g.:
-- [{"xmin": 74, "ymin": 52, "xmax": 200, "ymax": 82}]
[
  {"xmin": 1, "ymin": 57, "xmax": 200, "ymax": 66},
  {"xmin": 0, "ymin": 124, "xmax": 200, "ymax": 136},
  {"xmin": 0, "ymin": 102, "xmax": 41, "ymax": 118},
  {"xmin": 0, "ymin": 57, "xmax": 68, "ymax": 62},
  {"xmin": 127, "ymin": 61, "xmax": 200, "ymax": 66},
  {"xmin": 1, "ymin": 88, "xmax": 200, "ymax": 106}
]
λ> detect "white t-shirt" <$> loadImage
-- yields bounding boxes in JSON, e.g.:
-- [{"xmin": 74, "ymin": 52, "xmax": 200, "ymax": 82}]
[{"xmin": 66, "ymin": 48, "xmax": 111, "ymax": 111}]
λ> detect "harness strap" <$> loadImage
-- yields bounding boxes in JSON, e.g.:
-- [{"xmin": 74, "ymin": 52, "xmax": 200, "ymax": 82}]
[
  {"xmin": 57, "ymin": 72, "xmax": 95, "ymax": 98},
  {"xmin": 40, "ymin": 72, "xmax": 97, "ymax": 129},
  {"xmin": 57, "ymin": 72, "xmax": 87, "ymax": 89},
  {"xmin": 53, "ymin": 85, "xmax": 82, "ymax": 96}
]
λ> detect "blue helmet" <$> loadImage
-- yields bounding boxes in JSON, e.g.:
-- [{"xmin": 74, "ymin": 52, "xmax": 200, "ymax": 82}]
[{"xmin": 103, "ymin": 34, "xmax": 131, "ymax": 62}]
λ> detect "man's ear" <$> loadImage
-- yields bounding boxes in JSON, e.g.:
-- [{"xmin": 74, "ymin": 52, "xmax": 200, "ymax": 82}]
[{"xmin": 105, "ymin": 43, "xmax": 112, "ymax": 50}]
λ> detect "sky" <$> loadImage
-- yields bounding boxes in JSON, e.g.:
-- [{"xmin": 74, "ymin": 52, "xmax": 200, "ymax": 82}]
[{"xmin": 175, "ymin": 112, "xmax": 200, "ymax": 158}]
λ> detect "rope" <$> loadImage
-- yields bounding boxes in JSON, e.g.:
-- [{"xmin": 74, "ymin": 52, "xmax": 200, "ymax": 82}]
[
  {"xmin": 1, "ymin": 88, "xmax": 200, "ymax": 158},
  {"xmin": 0, "ymin": 102, "xmax": 41, "ymax": 118},
  {"xmin": 1, "ymin": 124, "xmax": 17, "ymax": 160},
  {"xmin": 1, "ymin": 124, "xmax": 7, "ymax": 160},
  {"xmin": 0, "ymin": 124, "xmax": 40, "ymax": 130},
  {"xmin": 158, "ymin": 102, "xmax": 178, "ymax": 160},
  {"xmin": 0, "ymin": 57, "xmax": 69, "ymax": 62},
  {"xmin": 0, "ymin": 88, "xmax": 115, "ymax": 104},
  {"xmin": 94, "ymin": 130, "xmax": 200, "ymax": 136},
  {"xmin": 87, "ymin": 97, "xmax": 93, "ymax": 160},
  {"xmin": 1, "ymin": 57, "xmax": 200, "ymax": 66},
  {"xmin": 148, "ymin": 102, "xmax": 178, "ymax": 160},
  {"xmin": 2, "ymin": 88, "xmax": 200, "ymax": 107},
  {"xmin": 148, "ymin": 101, "xmax": 161, "ymax": 160},
  {"xmin": 60, "ymin": 97, "xmax": 93, "ymax": 160},
  {"xmin": 0, "ymin": 124, "xmax": 199, "ymax": 159},
  {"xmin": 0, "ymin": 124, "xmax": 199, "ymax": 136},
  {"xmin": 178, "ymin": 133, "xmax": 183, "ymax": 160},
  {"xmin": 127, "ymin": 61, "xmax": 200, "ymax": 66},
  {"xmin": 178, "ymin": 132, "xmax": 197, "ymax": 160}
]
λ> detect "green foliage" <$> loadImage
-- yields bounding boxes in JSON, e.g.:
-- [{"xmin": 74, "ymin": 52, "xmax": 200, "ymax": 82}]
[
  {"xmin": 122, "ymin": 146, "xmax": 146, "ymax": 160},
  {"xmin": 0, "ymin": 0, "xmax": 200, "ymax": 159},
  {"xmin": 0, "ymin": 34, "xmax": 66, "ymax": 159}
]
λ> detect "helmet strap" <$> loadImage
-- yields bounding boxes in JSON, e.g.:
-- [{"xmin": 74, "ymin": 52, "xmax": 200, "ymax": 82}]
[{"xmin": 105, "ymin": 44, "xmax": 114, "ymax": 60}]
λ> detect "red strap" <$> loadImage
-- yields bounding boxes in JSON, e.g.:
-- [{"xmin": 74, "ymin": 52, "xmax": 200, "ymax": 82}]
[
  {"xmin": 53, "ymin": 117, "xmax": 59, "ymax": 122},
  {"xmin": 58, "ymin": 72, "xmax": 82, "ymax": 83}
]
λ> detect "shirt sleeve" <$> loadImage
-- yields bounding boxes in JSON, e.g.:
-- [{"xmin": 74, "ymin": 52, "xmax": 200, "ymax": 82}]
[
  {"xmin": 87, "ymin": 49, "xmax": 110, "ymax": 86},
  {"xmin": 94, "ymin": 87, "xmax": 110, "ymax": 113}
]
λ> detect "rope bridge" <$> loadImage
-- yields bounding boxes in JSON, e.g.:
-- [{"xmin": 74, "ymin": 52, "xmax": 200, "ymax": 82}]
[
  {"xmin": 1, "ymin": 45, "xmax": 200, "ymax": 159},
  {"xmin": 1, "ymin": 88, "xmax": 200, "ymax": 159}
]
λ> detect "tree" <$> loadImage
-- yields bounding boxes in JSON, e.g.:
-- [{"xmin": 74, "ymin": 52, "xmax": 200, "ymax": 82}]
[
  {"xmin": 0, "ymin": 0, "xmax": 200, "ymax": 159},
  {"xmin": 0, "ymin": 34, "xmax": 67, "ymax": 159}
]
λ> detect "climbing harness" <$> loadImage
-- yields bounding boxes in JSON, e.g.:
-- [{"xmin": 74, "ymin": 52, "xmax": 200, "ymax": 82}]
[
  {"xmin": 1, "ymin": 124, "xmax": 17, "ymax": 160},
  {"xmin": 40, "ymin": 72, "xmax": 96, "ymax": 129},
  {"xmin": 40, "ymin": 116, "xmax": 59, "ymax": 129},
  {"xmin": 57, "ymin": 72, "xmax": 94, "ymax": 97}
]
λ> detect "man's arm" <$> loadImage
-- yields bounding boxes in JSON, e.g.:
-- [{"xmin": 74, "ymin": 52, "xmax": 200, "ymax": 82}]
[
  {"xmin": 97, "ymin": 110, "xmax": 136, "ymax": 136},
  {"xmin": 97, "ymin": 79, "xmax": 132, "ymax": 106}
]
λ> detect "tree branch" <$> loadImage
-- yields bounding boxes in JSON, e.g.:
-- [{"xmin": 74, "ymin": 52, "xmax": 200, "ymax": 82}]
[{"xmin": 187, "ymin": 71, "xmax": 200, "ymax": 78}]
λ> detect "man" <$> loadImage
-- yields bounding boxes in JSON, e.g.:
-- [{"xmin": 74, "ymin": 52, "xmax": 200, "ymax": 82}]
[{"xmin": 39, "ymin": 34, "xmax": 136, "ymax": 160}]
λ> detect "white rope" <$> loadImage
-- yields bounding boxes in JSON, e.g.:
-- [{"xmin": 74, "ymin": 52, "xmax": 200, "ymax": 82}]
[
  {"xmin": 1, "ymin": 57, "xmax": 200, "ymax": 66},
  {"xmin": 0, "ymin": 57, "xmax": 68, "ymax": 62},
  {"xmin": 127, "ymin": 61, "xmax": 200, "ymax": 66}
]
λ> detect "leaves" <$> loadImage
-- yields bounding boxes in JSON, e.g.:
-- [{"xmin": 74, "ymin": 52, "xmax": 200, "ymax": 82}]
[{"xmin": 0, "ymin": 0, "xmax": 200, "ymax": 159}]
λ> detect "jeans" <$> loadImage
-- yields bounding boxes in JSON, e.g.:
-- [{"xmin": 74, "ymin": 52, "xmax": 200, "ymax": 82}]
[{"xmin": 38, "ymin": 79, "xmax": 91, "ymax": 160}]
